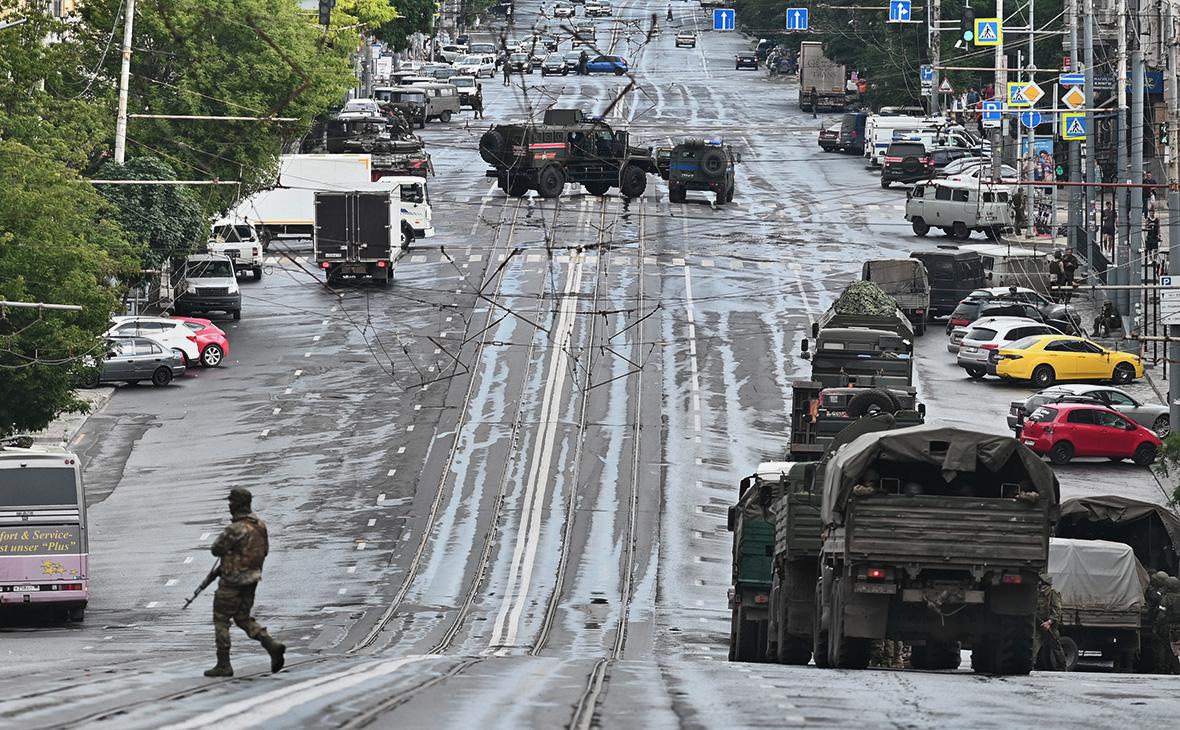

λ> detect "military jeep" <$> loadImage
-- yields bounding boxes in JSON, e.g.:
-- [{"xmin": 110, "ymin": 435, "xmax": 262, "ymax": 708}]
[
  {"xmin": 478, "ymin": 109, "xmax": 658, "ymax": 198},
  {"xmin": 655, "ymin": 139, "xmax": 741, "ymax": 205}
]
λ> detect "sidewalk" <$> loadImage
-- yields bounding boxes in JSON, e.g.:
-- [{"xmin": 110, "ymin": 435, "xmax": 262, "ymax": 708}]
[{"xmin": 18, "ymin": 388, "xmax": 114, "ymax": 448}]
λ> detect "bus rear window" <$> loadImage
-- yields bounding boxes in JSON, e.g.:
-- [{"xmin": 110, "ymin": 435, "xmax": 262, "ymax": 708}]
[{"xmin": 0, "ymin": 467, "xmax": 79, "ymax": 508}]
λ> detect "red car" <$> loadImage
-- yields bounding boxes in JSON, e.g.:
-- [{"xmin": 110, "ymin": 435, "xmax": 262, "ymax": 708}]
[
  {"xmin": 171, "ymin": 316, "xmax": 229, "ymax": 367},
  {"xmin": 1020, "ymin": 403, "xmax": 1161, "ymax": 466}
]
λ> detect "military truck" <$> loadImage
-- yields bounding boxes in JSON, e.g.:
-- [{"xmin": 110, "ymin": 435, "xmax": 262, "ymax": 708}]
[
  {"xmin": 655, "ymin": 139, "xmax": 741, "ymax": 205},
  {"xmin": 728, "ymin": 462, "xmax": 791, "ymax": 662},
  {"xmin": 479, "ymin": 109, "xmax": 658, "ymax": 198},
  {"xmin": 860, "ymin": 258, "xmax": 931, "ymax": 336},
  {"xmin": 814, "ymin": 426, "xmax": 1059, "ymax": 675}
]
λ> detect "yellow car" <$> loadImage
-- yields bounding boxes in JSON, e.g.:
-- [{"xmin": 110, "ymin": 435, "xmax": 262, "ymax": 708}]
[{"xmin": 993, "ymin": 334, "xmax": 1143, "ymax": 387}]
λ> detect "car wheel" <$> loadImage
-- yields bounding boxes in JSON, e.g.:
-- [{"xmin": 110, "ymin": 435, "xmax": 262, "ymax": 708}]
[
  {"xmin": 439, "ymin": 110, "xmax": 452, "ymax": 123},
  {"xmin": 1031, "ymin": 364, "xmax": 1056, "ymax": 388},
  {"xmin": 232, "ymin": 309, "xmax": 242, "ymax": 321},
  {"xmin": 200, "ymin": 344, "xmax": 224, "ymax": 368},
  {"xmin": 1134, "ymin": 442, "xmax": 1159, "ymax": 466},
  {"xmin": 1112, "ymin": 362, "xmax": 1135, "ymax": 384},
  {"xmin": 80, "ymin": 369, "xmax": 101, "ymax": 389},
  {"xmin": 1048, "ymin": 441, "xmax": 1074, "ymax": 465},
  {"xmin": 669, "ymin": 185, "xmax": 685, "ymax": 203},
  {"xmin": 252, "ymin": 266, "xmax": 262, "ymax": 281},
  {"xmin": 1152, "ymin": 415, "xmax": 1170, "ymax": 437},
  {"xmin": 880, "ymin": 178, "xmax": 890, "ymax": 189},
  {"xmin": 940, "ymin": 226, "xmax": 954, "ymax": 237},
  {"xmin": 965, "ymin": 366, "xmax": 986, "ymax": 379},
  {"xmin": 952, "ymin": 221, "xmax": 969, "ymax": 239},
  {"xmin": 911, "ymin": 218, "xmax": 930, "ymax": 237},
  {"xmin": 151, "ymin": 367, "xmax": 173, "ymax": 387},
  {"xmin": 536, "ymin": 165, "xmax": 567, "ymax": 198},
  {"xmin": 619, "ymin": 164, "xmax": 646, "ymax": 198}
]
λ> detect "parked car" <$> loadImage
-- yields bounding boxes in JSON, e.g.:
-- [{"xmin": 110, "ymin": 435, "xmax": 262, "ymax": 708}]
[
  {"xmin": 947, "ymin": 325, "xmax": 968, "ymax": 354},
  {"xmin": 455, "ymin": 54, "xmax": 496, "ymax": 78},
  {"xmin": 438, "ymin": 44, "xmax": 468, "ymax": 63},
  {"xmin": 956, "ymin": 316, "xmax": 1062, "ymax": 379},
  {"xmin": 946, "ymin": 297, "xmax": 1076, "ymax": 336},
  {"xmin": 173, "ymin": 253, "xmax": 242, "ymax": 320},
  {"xmin": 338, "ymin": 98, "xmax": 382, "ymax": 118},
  {"xmin": 910, "ymin": 247, "xmax": 987, "ymax": 318},
  {"xmin": 553, "ymin": 2, "xmax": 575, "ymax": 16},
  {"xmin": 735, "ymin": 53, "xmax": 758, "ymax": 70},
  {"xmin": 82, "ymin": 337, "xmax": 186, "ymax": 388},
  {"xmin": 676, "ymin": 31, "xmax": 697, "ymax": 48},
  {"xmin": 207, "ymin": 219, "xmax": 264, "ymax": 279},
  {"xmin": 967, "ymin": 286, "xmax": 1075, "ymax": 325},
  {"xmin": 171, "ymin": 316, "xmax": 230, "ymax": 368},
  {"xmin": 540, "ymin": 53, "xmax": 568, "ymax": 75},
  {"xmin": 106, "ymin": 316, "xmax": 200, "ymax": 365},
  {"xmin": 881, "ymin": 141, "xmax": 933, "ymax": 188},
  {"xmin": 818, "ymin": 122, "xmax": 842, "ymax": 152},
  {"xmin": 586, "ymin": 55, "xmax": 628, "ymax": 74},
  {"xmin": 992, "ymin": 334, "xmax": 1145, "ymax": 387},
  {"xmin": 1019, "ymin": 403, "xmax": 1161, "ymax": 466},
  {"xmin": 449, "ymin": 75, "xmax": 482, "ymax": 108},
  {"xmin": 1009, "ymin": 384, "xmax": 1170, "ymax": 437},
  {"xmin": 945, "ymin": 162, "xmax": 1020, "ymax": 183}
]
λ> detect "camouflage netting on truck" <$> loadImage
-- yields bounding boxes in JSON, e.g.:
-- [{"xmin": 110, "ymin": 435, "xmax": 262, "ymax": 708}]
[
  {"xmin": 820, "ymin": 424, "xmax": 1061, "ymax": 524},
  {"xmin": 830, "ymin": 281, "xmax": 899, "ymax": 316}
]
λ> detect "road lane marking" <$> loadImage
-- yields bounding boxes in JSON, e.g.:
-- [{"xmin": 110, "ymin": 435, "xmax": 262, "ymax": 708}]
[
  {"xmin": 165, "ymin": 579, "xmax": 178, "ymax": 587},
  {"xmin": 260, "ymin": 429, "xmax": 270, "ymax": 437},
  {"xmin": 272, "ymin": 407, "xmax": 282, "ymax": 416},
  {"xmin": 294, "ymin": 369, "xmax": 303, "ymax": 377},
  {"xmin": 683, "ymin": 266, "xmax": 703, "ymax": 434},
  {"xmin": 199, "ymin": 533, "xmax": 210, "ymax": 541},
  {"xmin": 386, "ymin": 469, "xmax": 396, "ymax": 476},
  {"xmin": 367, "ymin": 518, "xmax": 376, "ymax": 527},
  {"xmin": 183, "ymin": 556, "xmax": 193, "ymax": 564}
]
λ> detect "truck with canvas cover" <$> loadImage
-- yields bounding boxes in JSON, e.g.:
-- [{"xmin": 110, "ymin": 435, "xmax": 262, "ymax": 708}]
[
  {"xmin": 313, "ymin": 190, "xmax": 403, "ymax": 286},
  {"xmin": 479, "ymin": 108, "xmax": 658, "ymax": 198},
  {"xmin": 860, "ymin": 258, "xmax": 931, "ymax": 335},
  {"xmin": 1045, "ymin": 537, "xmax": 1149, "ymax": 672},
  {"xmin": 815, "ymin": 425, "xmax": 1059, "ymax": 675},
  {"xmin": 766, "ymin": 413, "xmax": 914, "ymax": 666},
  {"xmin": 1055, "ymin": 495, "xmax": 1180, "ymax": 575},
  {"xmin": 727, "ymin": 463, "xmax": 791, "ymax": 662},
  {"xmin": 798, "ymin": 41, "xmax": 847, "ymax": 112}
]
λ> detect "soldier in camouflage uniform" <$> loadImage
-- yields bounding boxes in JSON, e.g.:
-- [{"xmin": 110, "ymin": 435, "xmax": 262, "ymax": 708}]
[
  {"xmin": 1149, "ymin": 576, "xmax": 1180, "ymax": 674},
  {"xmin": 204, "ymin": 488, "xmax": 286, "ymax": 677},
  {"xmin": 1033, "ymin": 572, "xmax": 1068, "ymax": 671}
]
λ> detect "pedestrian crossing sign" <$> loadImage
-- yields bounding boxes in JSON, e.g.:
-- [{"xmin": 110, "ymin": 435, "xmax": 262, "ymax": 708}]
[
  {"xmin": 1062, "ymin": 112, "xmax": 1087, "ymax": 140},
  {"xmin": 974, "ymin": 18, "xmax": 1001, "ymax": 46},
  {"xmin": 1007, "ymin": 82, "xmax": 1032, "ymax": 108}
]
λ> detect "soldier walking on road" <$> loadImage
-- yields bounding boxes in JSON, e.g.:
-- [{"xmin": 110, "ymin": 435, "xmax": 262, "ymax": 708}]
[
  {"xmin": 502, "ymin": 59, "xmax": 512, "ymax": 86},
  {"xmin": 1033, "ymin": 572, "xmax": 1068, "ymax": 671},
  {"xmin": 204, "ymin": 488, "xmax": 286, "ymax": 677},
  {"xmin": 809, "ymin": 87, "xmax": 818, "ymax": 119}
]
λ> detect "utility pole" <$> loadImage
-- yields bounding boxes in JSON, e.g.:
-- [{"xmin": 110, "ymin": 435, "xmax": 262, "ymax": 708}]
[
  {"xmin": 1113, "ymin": 0, "xmax": 1129, "ymax": 311},
  {"xmin": 1068, "ymin": 0, "xmax": 1082, "ymax": 252},
  {"xmin": 930, "ymin": 0, "xmax": 941, "ymax": 116},
  {"xmin": 1166, "ymin": 2, "xmax": 1180, "ymax": 428},
  {"xmin": 991, "ymin": 0, "xmax": 1005, "ymax": 181},
  {"xmin": 1128, "ymin": 0, "xmax": 1145, "ymax": 335},
  {"xmin": 113, "ymin": 0, "xmax": 136, "ymax": 164},
  {"xmin": 1083, "ymin": 0, "xmax": 1097, "ymax": 264},
  {"xmin": 1025, "ymin": 0, "xmax": 1036, "ymax": 237}
]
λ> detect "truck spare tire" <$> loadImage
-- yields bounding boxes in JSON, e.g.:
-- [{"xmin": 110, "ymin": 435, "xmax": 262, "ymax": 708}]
[
  {"xmin": 479, "ymin": 129, "xmax": 507, "ymax": 164},
  {"xmin": 699, "ymin": 148, "xmax": 727, "ymax": 179},
  {"xmin": 846, "ymin": 389, "xmax": 901, "ymax": 418}
]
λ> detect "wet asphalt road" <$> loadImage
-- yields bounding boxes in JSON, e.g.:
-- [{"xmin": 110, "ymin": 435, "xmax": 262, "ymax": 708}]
[{"xmin": 2, "ymin": 1, "xmax": 1178, "ymax": 727}]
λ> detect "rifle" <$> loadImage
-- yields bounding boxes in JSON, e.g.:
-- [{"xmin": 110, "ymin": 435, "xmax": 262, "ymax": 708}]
[{"xmin": 182, "ymin": 560, "xmax": 221, "ymax": 609}]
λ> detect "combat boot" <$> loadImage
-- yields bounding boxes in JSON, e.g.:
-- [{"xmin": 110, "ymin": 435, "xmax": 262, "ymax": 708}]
[
  {"xmin": 203, "ymin": 650, "xmax": 234, "ymax": 678},
  {"xmin": 260, "ymin": 634, "xmax": 286, "ymax": 673}
]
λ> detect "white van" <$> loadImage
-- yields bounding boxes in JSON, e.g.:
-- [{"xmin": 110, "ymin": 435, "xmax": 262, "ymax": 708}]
[
  {"xmin": 904, "ymin": 179, "xmax": 1012, "ymax": 240},
  {"xmin": 865, "ymin": 115, "xmax": 941, "ymax": 165},
  {"xmin": 174, "ymin": 254, "xmax": 242, "ymax": 320}
]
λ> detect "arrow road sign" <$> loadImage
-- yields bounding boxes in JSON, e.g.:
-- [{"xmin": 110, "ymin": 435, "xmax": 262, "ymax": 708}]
[
  {"xmin": 1062, "ymin": 113, "xmax": 1087, "ymax": 140},
  {"xmin": 920, "ymin": 65, "xmax": 934, "ymax": 83},
  {"xmin": 975, "ymin": 18, "xmax": 1001, "ymax": 46},
  {"xmin": 1060, "ymin": 73, "xmax": 1085, "ymax": 86},
  {"xmin": 982, "ymin": 100, "xmax": 1002, "ymax": 128},
  {"xmin": 888, "ymin": 0, "xmax": 911, "ymax": 22},
  {"xmin": 714, "ymin": 7, "xmax": 736, "ymax": 30},
  {"xmin": 785, "ymin": 7, "xmax": 808, "ymax": 30},
  {"xmin": 1019, "ymin": 111, "xmax": 1043, "ymax": 128}
]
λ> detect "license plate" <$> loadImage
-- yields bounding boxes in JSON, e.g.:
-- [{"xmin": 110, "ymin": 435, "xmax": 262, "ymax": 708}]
[
  {"xmin": 10, "ymin": 585, "xmax": 38, "ymax": 592},
  {"xmin": 962, "ymin": 346, "xmax": 977, "ymax": 354},
  {"xmin": 1023, "ymin": 439, "xmax": 1036, "ymax": 446},
  {"xmin": 226, "ymin": 250, "xmax": 239, "ymax": 258},
  {"xmin": 856, "ymin": 582, "xmax": 894, "ymax": 594}
]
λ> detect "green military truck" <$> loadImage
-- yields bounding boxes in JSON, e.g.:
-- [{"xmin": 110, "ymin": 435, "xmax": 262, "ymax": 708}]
[
  {"xmin": 655, "ymin": 139, "xmax": 741, "ymax": 205},
  {"xmin": 727, "ymin": 462, "xmax": 790, "ymax": 662},
  {"xmin": 813, "ymin": 425, "xmax": 1059, "ymax": 675},
  {"xmin": 478, "ymin": 108, "xmax": 658, "ymax": 198}
]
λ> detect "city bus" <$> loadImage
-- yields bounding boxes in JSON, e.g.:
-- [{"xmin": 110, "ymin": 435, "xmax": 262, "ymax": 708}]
[{"xmin": 0, "ymin": 446, "xmax": 89, "ymax": 621}]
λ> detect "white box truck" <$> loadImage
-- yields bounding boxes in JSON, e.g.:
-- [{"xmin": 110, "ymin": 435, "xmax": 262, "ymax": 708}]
[
  {"xmin": 313, "ymin": 189, "xmax": 405, "ymax": 286},
  {"xmin": 798, "ymin": 41, "xmax": 847, "ymax": 113}
]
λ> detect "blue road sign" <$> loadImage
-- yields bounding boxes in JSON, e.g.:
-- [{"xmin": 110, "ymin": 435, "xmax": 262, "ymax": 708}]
[
  {"xmin": 982, "ymin": 101, "xmax": 1002, "ymax": 121},
  {"xmin": 713, "ymin": 7, "xmax": 736, "ymax": 31},
  {"xmin": 920, "ymin": 65, "xmax": 933, "ymax": 83},
  {"xmin": 888, "ymin": 0, "xmax": 911, "ymax": 22},
  {"xmin": 785, "ymin": 7, "xmax": 808, "ymax": 30},
  {"xmin": 1019, "ymin": 111, "xmax": 1043, "ymax": 128},
  {"xmin": 1059, "ymin": 73, "xmax": 1085, "ymax": 86},
  {"xmin": 1062, "ymin": 113, "xmax": 1087, "ymax": 140}
]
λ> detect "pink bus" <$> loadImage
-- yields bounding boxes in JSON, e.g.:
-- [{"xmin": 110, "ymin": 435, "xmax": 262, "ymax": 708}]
[{"xmin": 0, "ymin": 447, "xmax": 88, "ymax": 621}]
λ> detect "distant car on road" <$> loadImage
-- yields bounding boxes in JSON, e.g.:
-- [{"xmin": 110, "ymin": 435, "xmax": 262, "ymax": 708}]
[
  {"xmin": 508, "ymin": 52, "xmax": 533, "ymax": 73},
  {"xmin": 82, "ymin": 337, "xmax": 186, "ymax": 388},
  {"xmin": 455, "ymin": 54, "xmax": 496, "ymax": 78},
  {"xmin": 553, "ymin": 2, "xmax": 575, "ymax": 17},
  {"xmin": 586, "ymin": 55, "xmax": 628, "ymax": 74},
  {"xmin": 735, "ymin": 53, "xmax": 758, "ymax": 70},
  {"xmin": 818, "ymin": 122, "xmax": 842, "ymax": 152},
  {"xmin": 880, "ymin": 141, "xmax": 933, "ymax": 188},
  {"xmin": 676, "ymin": 31, "xmax": 697, "ymax": 48},
  {"xmin": 993, "ymin": 334, "xmax": 1144, "ymax": 387},
  {"xmin": 1009, "ymin": 384, "xmax": 1170, "ymax": 437},
  {"xmin": 541, "ymin": 53, "xmax": 568, "ymax": 76},
  {"xmin": 1019, "ymin": 403, "xmax": 1161, "ymax": 466}
]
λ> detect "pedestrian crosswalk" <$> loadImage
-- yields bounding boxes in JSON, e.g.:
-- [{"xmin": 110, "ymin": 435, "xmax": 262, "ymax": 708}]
[{"xmin": 262, "ymin": 253, "xmax": 784, "ymax": 271}]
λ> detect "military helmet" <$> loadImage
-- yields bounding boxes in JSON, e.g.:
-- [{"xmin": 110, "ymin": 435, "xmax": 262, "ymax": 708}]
[
  {"xmin": 1038, "ymin": 572, "xmax": 1053, "ymax": 585},
  {"xmin": 228, "ymin": 488, "xmax": 253, "ymax": 510},
  {"xmin": 1167, "ymin": 576, "xmax": 1180, "ymax": 593},
  {"xmin": 1154, "ymin": 570, "xmax": 1170, "ymax": 586}
]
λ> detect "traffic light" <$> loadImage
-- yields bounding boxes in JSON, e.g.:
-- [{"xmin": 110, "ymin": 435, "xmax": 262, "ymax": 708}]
[
  {"xmin": 319, "ymin": 0, "xmax": 334, "ymax": 26},
  {"xmin": 961, "ymin": 5, "xmax": 975, "ymax": 42},
  {"xmin": 1161, "ymin": 122, "xmax": 1170, "ymax": 148}
]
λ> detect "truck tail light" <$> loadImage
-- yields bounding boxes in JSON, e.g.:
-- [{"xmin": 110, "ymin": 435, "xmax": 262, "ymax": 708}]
[
  {"xmin": 252, "ymin": 247, "xmax": 259, "ymax": 257},
  {"xmin": 866, "ymin": 567, "xmax": 886, "ymax": 580},
  {"xmin": 884, "ymin": 156, "xmax": 902, "ymax": 163},
  {"xmin": 321, "ymin": 262, "xmax": 331, "ymax": 269},
  {"xmin": 1001, "ymin": 573, "xmax": 1023, "ymax": 584},
  {"xmin": 754, "ymin": 594, "xmax": 769, "ymax": 605},
  {"xmin": 376, "ymin": 261, "xmax": 388, "ymax": 268}
]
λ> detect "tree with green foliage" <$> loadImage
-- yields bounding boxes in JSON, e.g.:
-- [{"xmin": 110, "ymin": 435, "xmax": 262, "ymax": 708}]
[
  {"xmin": 0, "ymin": 141, "xmax": 142, "ymax": 438},
  {"xmin": 1155, "ymin": 433, "xmax": 1180, "ymax": 505},
  {"xmin": 96, "ymin": 158, "xmax": 209, "ymax": 265},
  {"xmin": 376, "ymin": 0, "xmax": 433, "ymax": 50},
  {"xmin": 77, "ymin": 0, "xmax": 361, "ymax": 214}
]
